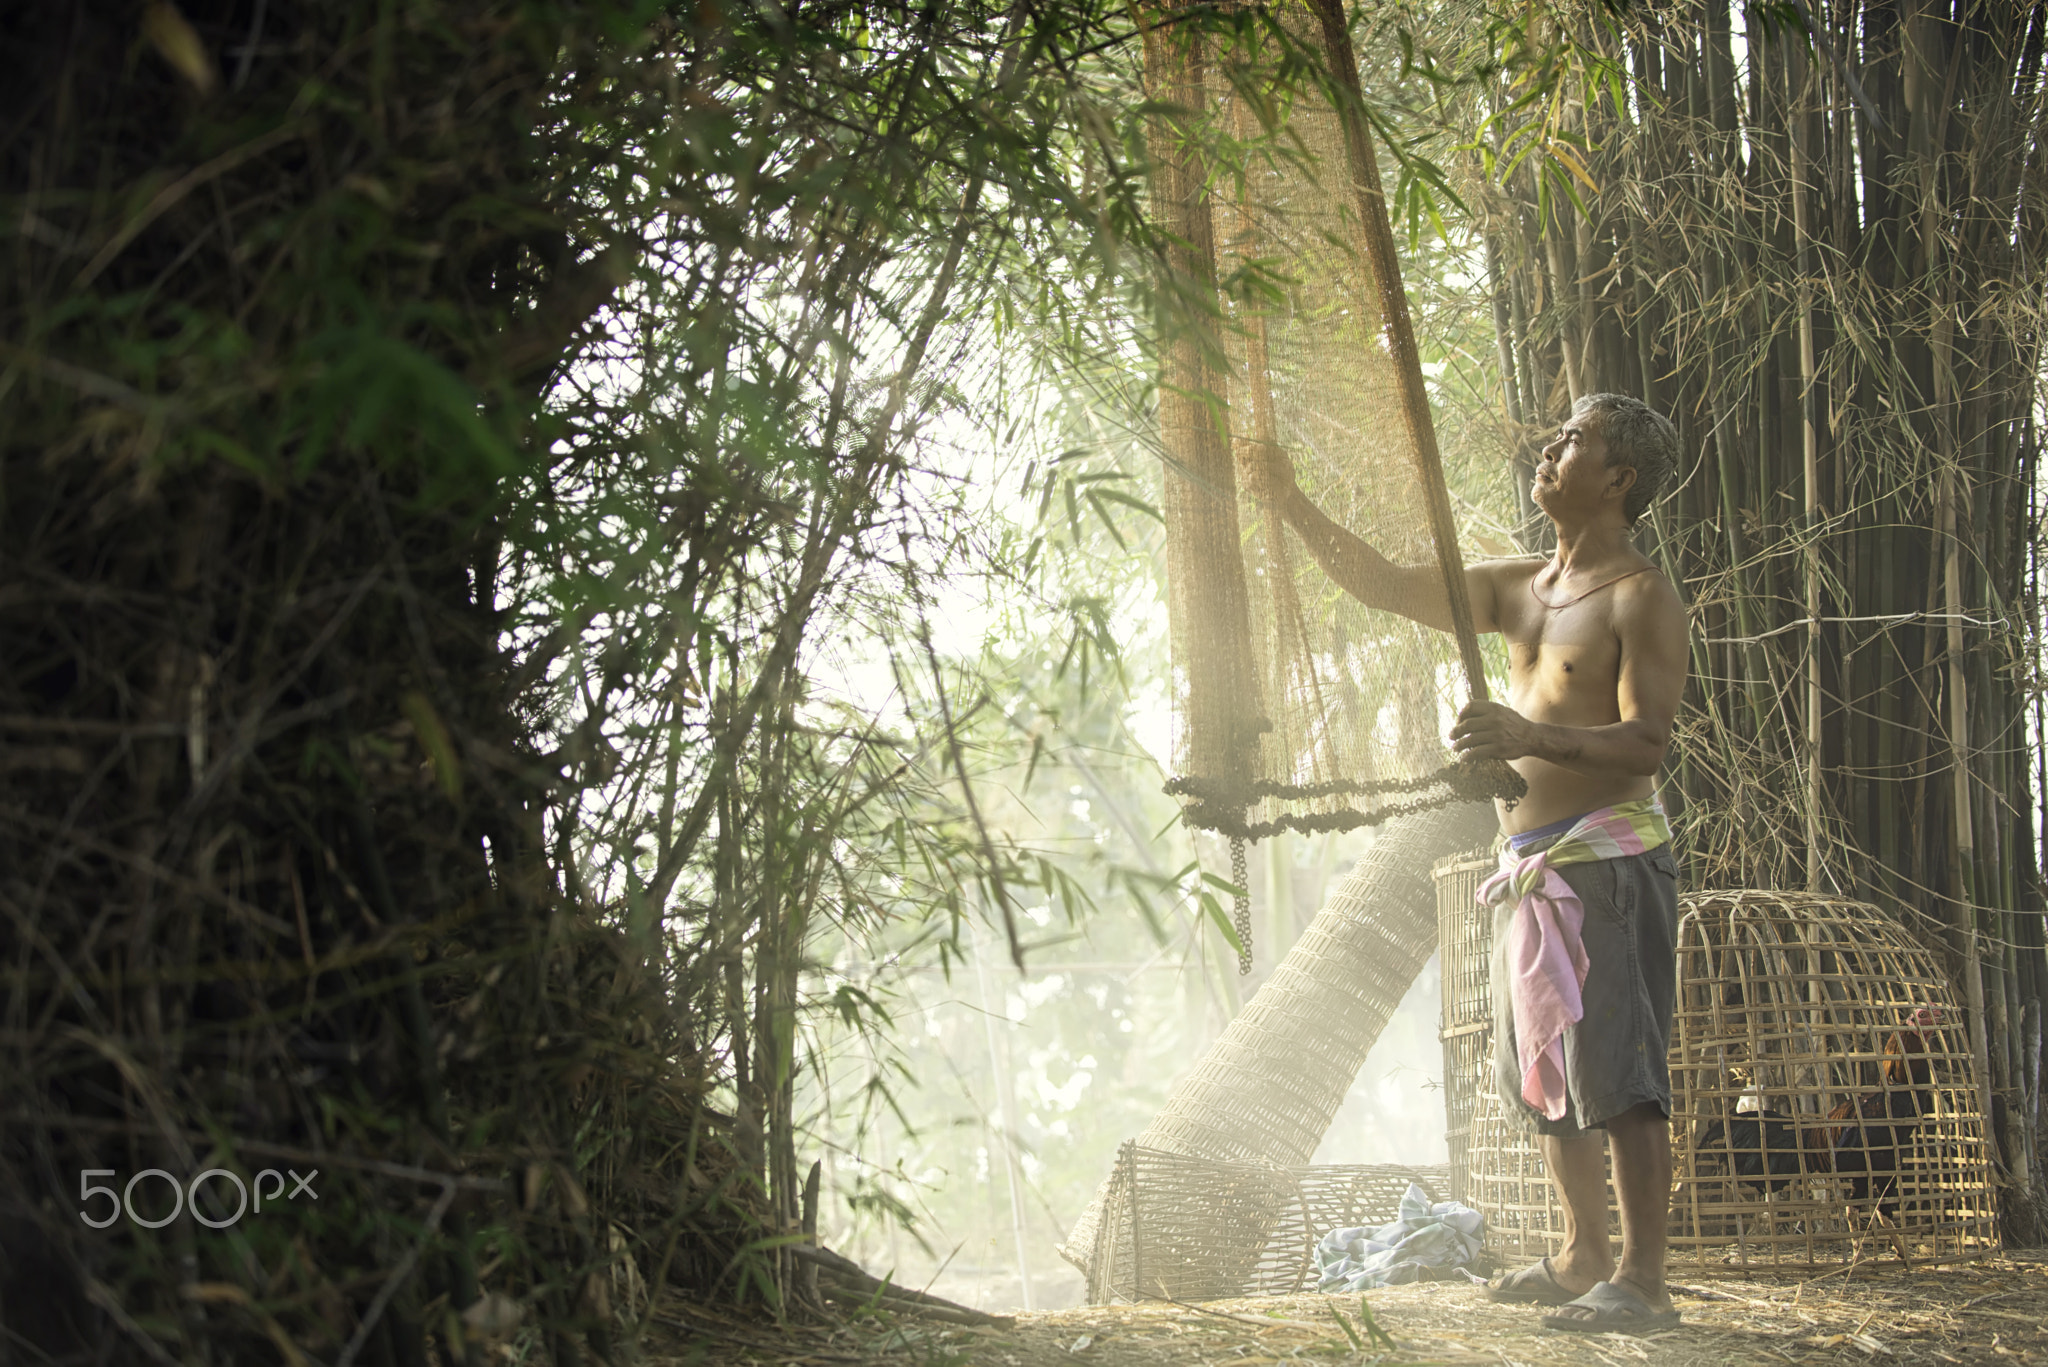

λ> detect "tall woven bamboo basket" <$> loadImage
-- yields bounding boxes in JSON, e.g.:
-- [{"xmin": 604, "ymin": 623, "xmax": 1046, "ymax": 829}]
[
  {"xmin": 1464, "ymin": 1086, "xmax": 1621, "ymax": 1258},
  {"xmin": 1432, "ymin": 845, "xmax": 1496, "ymax": 1202},
  {"xmin": 1451, "ymin": 884, "xmax": 1997, "ymax": 1271}
]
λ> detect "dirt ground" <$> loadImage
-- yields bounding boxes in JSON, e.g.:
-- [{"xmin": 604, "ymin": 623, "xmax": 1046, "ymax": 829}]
[{"xmin": 648, "ymin": 1252, "xmax": 2048, "ymax": 1365}]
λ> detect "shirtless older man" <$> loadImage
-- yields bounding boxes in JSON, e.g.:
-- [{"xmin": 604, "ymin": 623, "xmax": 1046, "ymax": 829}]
[{"xmin": 1271, "ymin": 393, "xmax": 1688, "ymax": 1334}]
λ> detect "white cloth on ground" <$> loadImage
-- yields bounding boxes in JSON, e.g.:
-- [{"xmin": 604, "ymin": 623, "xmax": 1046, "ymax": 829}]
[{"xmin": 1312, "ymin": 1183, "xmax": 1486, "ymax": 1292}]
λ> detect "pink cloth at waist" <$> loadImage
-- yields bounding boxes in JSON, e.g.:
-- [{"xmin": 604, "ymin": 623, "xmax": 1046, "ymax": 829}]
[{"xmin": 1478, "ymin": 801, "xmax": 1668, "ymax": 1122}]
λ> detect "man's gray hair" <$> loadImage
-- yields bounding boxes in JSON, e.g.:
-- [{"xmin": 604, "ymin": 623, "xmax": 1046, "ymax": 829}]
[{"xmin": 1573, "ymin": 392, "xmax": 1679, "ymax": 529}]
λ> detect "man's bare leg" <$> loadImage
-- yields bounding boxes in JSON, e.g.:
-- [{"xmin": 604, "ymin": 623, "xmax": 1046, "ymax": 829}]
[
  {"xmin": 1603, "ymin": 1101, "xmax": 1673, "ymax": 1311},
  {"xmin": 1540, "ymin": 1128, "xmax": 1614, "ymax": 1294}
]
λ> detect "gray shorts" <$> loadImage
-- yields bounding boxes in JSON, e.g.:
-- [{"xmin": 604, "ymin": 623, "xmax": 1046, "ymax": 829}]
[{"xmin": 1490, "ymin": 838, "xmax": 1681, "ymax": 1136}]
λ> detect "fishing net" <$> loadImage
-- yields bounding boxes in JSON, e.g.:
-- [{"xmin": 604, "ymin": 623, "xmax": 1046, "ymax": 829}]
[{"xmin": 1142, "ymin": 4, "xmax": 1522, "ymax": 965}]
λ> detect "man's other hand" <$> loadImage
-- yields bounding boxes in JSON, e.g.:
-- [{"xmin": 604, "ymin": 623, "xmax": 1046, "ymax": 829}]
[{"xmin": 1450, "ymin": 699, "xmax": 1537, "ymax": 762}]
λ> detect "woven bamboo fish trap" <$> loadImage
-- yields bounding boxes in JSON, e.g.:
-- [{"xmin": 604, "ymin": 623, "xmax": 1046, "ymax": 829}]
[
  {"xmin": 1058, "ymin": 802, "xmax": 1499, "ymax": 1301},
  {"xmin": 1140, "ymin": 3, "xmax": 1525, "ymax": 949},
  {"xmin": 1451, "ymin": 883, "xmax": 1996, "ymax": 1270},
  {"xmin": 1075, "ymin": 1143, "xmax": 1454, "ymax": 1302}
]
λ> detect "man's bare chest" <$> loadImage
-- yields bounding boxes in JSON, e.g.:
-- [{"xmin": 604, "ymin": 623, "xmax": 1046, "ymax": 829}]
[{"xmin": 1502, "ymin": 599, "xmax": 1625, "ymax": 710}]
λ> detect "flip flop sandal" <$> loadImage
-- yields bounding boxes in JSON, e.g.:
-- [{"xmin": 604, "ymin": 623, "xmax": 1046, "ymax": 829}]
[
  {"xmin": 1484, "ymin": 1256, "xmax": 1579, "ymax": 1306},
  {"xmin": 1540, "ymin": 1280, "xmax": 1682, "ymax": 1334}
]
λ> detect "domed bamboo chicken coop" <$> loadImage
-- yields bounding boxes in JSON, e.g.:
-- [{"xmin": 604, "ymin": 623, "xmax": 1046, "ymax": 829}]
[
  {"xmin": 1440, "ymin": 876, "xmax": 1997, "ymax": 1271},
  {"xmin": 1669, "ymin": 892, "xmax": 1994, "ymax": 1268}
]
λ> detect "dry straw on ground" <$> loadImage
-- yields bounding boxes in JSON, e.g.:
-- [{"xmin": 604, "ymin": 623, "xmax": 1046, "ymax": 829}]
[{"xmin": 647, "ymin": 1252, "xmax": 2048, "ymax": 1365}]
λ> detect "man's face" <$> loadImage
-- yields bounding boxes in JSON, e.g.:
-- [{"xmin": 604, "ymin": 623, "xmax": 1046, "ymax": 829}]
[{"xmin": 1533, "ymin": 413, "xmax": 1628, "ymax": 517}]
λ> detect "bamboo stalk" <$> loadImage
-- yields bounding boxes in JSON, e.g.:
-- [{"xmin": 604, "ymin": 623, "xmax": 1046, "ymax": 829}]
[
  {"xmin": 1545, "ymin": 231, "xmax": 1585, "ymax": 405},
  {"xmin": 1940, "ymin": 459, "xmax": 1997, "ymax": 1141},
  {"xmin": 1573, "ymin": 209, "xmax": 1601, "ymax": 385},
  {"xmin": 1266, "ymin": 832, "xmax": 1294, "ymax": 961},
  {"xmin": 1487, "ymin": 234, "xmax": 1538, "ymax": 536},
  {"xmin": 1790, "ymin": 44, "xmax": 1825, "ymax": 892},
  {"xmin": 1709, "ymin": 389, "xmax": 1770, "ymax": 743}
]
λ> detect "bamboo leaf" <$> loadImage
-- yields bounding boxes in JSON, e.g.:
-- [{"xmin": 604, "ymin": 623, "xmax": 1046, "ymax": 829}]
[
  {"xmin": 401, "ymin": 691, "xmax": 462, "ymax": 801},
  {"xmin": 1086, "ymin": 489, "xmax": 1130, "ymax": 550},
  {"xmin": 1200, "ymin": 871, "xmax": 1246, "ymax": 898},
  {"xmin": 1089, "ymin": 487, "xmax": 1164, "ymax": 523},
  {"xmin": 1546, "ymin": 141, "xmax": 1600, "ymax": 196},
  {"xmin": 1198, "ymin": 891, "xmax": 1244, "ymax": 956},
  {"xmin": 141, "ymin": 1, "xmax": 218, "ymax": 95}
]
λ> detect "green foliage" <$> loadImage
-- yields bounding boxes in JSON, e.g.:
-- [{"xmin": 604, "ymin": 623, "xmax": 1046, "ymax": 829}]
[
  {"xmin": 1331, "ymin": 1295, "xmax": 1398, "ymax": 1353},
  {"xmin": 0, "ymin": 0, "xmax": 1665, "ymax": 1356}
]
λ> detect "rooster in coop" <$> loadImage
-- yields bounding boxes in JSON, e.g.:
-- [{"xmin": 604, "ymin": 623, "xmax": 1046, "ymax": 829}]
[
  {"xmin": 1694, "ymin": 1008, "xmax": 1942, "ymax": 1206},
  {"xmin": 1807, "ymin": 1007, "xmax": 1943, "ymax": 1211},
  {"xmin": 1695, "ymin": 1091, "xmax": 1805, "ymax": 1193}
]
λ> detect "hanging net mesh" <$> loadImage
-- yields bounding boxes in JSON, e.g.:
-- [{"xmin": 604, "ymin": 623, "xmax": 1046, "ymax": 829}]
[{"xmin": 1145, "ymin": 9, "xmax": 1521, "ymax": 862}]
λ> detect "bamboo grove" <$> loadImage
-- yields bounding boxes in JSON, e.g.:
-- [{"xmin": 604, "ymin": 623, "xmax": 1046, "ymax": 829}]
[
  {"xmin": 6, "ymin": 0, "xmax": 2048, "ymax": 1360},
  {"xmin": 0, "ymin": 0, "xmax": 1192, "ymax": 1361},
  {"xmin": 1472, "ymin": 0, "xmax": 2048, "ymax": 1230}
]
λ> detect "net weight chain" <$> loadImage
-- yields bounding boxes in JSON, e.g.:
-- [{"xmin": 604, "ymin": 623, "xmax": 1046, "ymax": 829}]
[{"xmin": 1232, "ymin": 836, "xmax": 1252, "ymax": 975}]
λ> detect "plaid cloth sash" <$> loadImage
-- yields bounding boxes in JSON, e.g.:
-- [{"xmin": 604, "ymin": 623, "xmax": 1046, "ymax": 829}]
[{"xmin": 1478, "ymin": 798, "xmax": 1673, "ymax": 1121}]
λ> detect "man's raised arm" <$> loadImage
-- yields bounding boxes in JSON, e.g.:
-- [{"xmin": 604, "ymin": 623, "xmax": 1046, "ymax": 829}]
[{"xmin": 1271, "ymin": 472, "xmax": 1500, "ymax": 635}]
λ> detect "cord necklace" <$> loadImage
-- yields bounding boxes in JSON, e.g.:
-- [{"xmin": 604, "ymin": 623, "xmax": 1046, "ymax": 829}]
[{"xmin": 1529, "ymin": 564, "xmax": 1653, "ymax": 610}]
